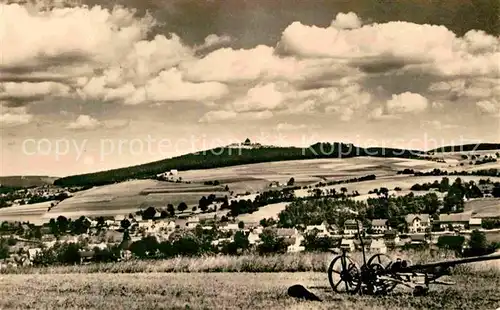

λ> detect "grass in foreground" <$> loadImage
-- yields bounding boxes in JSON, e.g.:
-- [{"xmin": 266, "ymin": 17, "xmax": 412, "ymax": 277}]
[
  {"xmin": 0, "ymin": 271, "xmax": 499, "ymax": 310},
  {"xmin": 1, "ymin": 251, "xmax": 464, "ymax": 274}
]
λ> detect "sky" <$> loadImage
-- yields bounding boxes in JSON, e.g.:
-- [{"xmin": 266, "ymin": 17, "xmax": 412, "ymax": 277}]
[{"xmin": 0, "ymin": 0, "xmax": 499, "ymax": 177}]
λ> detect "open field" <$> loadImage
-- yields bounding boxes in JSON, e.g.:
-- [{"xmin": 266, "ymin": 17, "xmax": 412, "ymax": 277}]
[
  {"xmin": 465, "ymin": 198, "xmax": 500, "ymax": 218},
  {"xmin": 1, "ymin": 156, "xmax": 499, "ymax": 223},
  {"xmin": 0, "ymin": 270, "xmax": 499, "ymax": 310},
  {"xmin": 295, "ymin": 175, "xmax": 500, "ymax": 198},
  {"xmin": 238, "ymin": 202, "xmax": 291, "ymax": 222},
  {"xmin": 0, "ymin": 201, "xmax": 55, "ymax": 225}
]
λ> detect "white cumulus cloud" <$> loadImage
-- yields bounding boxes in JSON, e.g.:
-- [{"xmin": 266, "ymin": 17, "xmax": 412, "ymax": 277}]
[
  {"xmin": 66, "ymin": 114, "xmax": 101, "ymax": 130},
  {"xmin": 386, "ymin": 92, "xmax": 429, "ymax": 114}
]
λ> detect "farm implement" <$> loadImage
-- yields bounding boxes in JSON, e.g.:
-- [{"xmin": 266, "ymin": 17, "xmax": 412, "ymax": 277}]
[{"xmin": 327, "ymin": 222, "xmax": 500, "ymax": 296}]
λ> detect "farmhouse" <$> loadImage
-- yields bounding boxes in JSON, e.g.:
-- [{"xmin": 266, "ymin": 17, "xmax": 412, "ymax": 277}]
[
  {"xmin": 383, "ymin": 229, "xmax": 400, "ymax": 247},
  {"xmin": 220, "ymin": 223, "xmax": 239, "ymax": 232},
  {"xmin": 340, "ymin": 238, "xmax": 355, "ymax": 252},
  {"xmin": 186, "ymin": 216, "xmax": 200, "ymax": 229},
  {"xmin": 287, "ymin": 233, "xmax": 305, "ymax": 253},
  {"xmin": 305, "ymin": 221, "xmax": 329, "ymax": 237},
  {"xmin": 405, "ymin": 214, "xmax": 430, "ymax": 233},
  {"xmin": 27, "ymin": 248, "xmax": 42, "ymax": 260},
  {"xmin": 248, "ymin": 231, "xmax": 261, "ymax": 245},
  {"xmin": 438, "ymin": 212, "xmax": 481, "ymax": 231},
  {"xmin": 343, "ymin": 220, "xmax": 361, "ymax": 235},
  {"xmin": 369, "ymin": 239, "xmax": 387, "ymax": 254},
  {"xmin": 479, "ymin": 184, "xmax": 494, "ymax": 194},
  {"xmin": 371, "ymin": 219, "xmax": 390, "ymax": 234}
]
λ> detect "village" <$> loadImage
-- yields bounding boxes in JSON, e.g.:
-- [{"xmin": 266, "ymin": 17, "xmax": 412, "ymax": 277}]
[{"xmin": 1, "ymin": 199, "xmax": 499, "ymax": 269}]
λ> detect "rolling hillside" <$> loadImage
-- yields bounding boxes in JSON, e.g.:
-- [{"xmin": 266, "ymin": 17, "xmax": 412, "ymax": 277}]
[
  {"xmin": 54, "ymin": 142, "xmax": 426, "ymax": 187},
  {"xmin": 429, "ymin": 143, "xmax": 500, "ymax": 153}
]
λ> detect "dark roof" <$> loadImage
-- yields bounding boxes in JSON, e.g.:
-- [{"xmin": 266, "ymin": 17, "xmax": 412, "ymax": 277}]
[
  {"xmin": 405, "ymin": 214, "xmax": 430, "ymax": 224},
  {"xmin": 371, "ymin": 219, "xmax": 388, "ymax": 226},
  {"xmin": 438, "ymin": 212, "xmax": 471, "ymax": 222},
  {"xmin": 384, "ymin": 229, "xmax": 398, "ymax": 237},
  {"xmin": 410, "ymin": 234, "xmax": 426, "ymax": 241}
]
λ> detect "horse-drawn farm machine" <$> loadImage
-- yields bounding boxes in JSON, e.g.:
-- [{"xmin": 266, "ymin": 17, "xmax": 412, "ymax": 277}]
[{"xmin": 328, "ymin": 221, "xmax": 500, "ymax": 296}]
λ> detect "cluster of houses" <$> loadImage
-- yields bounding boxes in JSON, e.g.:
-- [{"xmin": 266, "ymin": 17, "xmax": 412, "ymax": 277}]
[
  {"xmin": 1, "ymin": 207, "xmax": 498, "ymax": 269},
  {"xmin": 1, "ymin": 185, "xmax": 72, "ymax": 204},
  {"xmin": 366, "ymin": 212, "xmax": 484, "ymax": 235}
]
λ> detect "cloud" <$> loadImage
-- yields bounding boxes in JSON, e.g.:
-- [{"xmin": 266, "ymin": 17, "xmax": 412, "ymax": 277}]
[
  {"xmin": 199, "ymin": 110, "xmax": 273, "ymax": 123},
  {"xmin": 103, "ymin": 119, "xmax": 130, "ymax": 129},
  {"xmin": 1, "ymin": 4, "xmax": 154, "ymax": 69},
  {"xmin": 276, "ymin": 16, "xmax": 499, "ymax": 77},
  {"xmin": 1, "ymin": 4, "xmax": 498, "ymax": 131},
  {"xmin": 386, "ymin": 92, "xmax": 429, "ymax": 114},
  {"xmin": 276, "ymin": 123, "xmax": 308, "ymax": 131},
  {"xmin": 331, "ymin": 12, "xmax": 362, "ymax": 29},
  {"xmin": 0, "ymin": 105, "xmax": 33, "ymax": 126},
  {"xmin": 232, "ymin": 83, "xmax": 285, "ymax": 112},
  {"xmin": 196, "ymin": 34, "xmax": 232, "ymax": 51},
  {"xmin": 143, "ymin": 69, "xmax": 229, "ymax": 103},
  {"xmin": 0, "ymin": 81, "xmax": 71, "ymax": 103},
  {"xmin": 476, "ymin": 100, "xmax": 498, "ymax": 114},
  {"xmin": 66, "ymin": 115, "xmax": 101, "ymax": 130},
  {"xmin": 420, "ymin": 120, "xmax": 460, "ymax": 130},
  {"xmin": 368, "ymin": 106, "xmax": 400, "ymax": 121}
]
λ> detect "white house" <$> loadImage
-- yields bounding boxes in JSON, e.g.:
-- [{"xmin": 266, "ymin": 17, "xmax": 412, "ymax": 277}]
[
  {"xmin": 340, "ymin": 238, "xmax": 355, "ymax": 252},
  {"xmin": 186, "ymin": 216, "xmax": 200, "ymax": 229},
  {"xmin": 221, "ymin": 223, "xmax": 240, "ymax": 232},
  {"xmin": 405, "ymin": 214, "xmax": 430, "ymax": 233},
  {"xmin": 248, "ymin": 231, "xmax": 261, "ymax": 245},
  {"xmin": 438, "ymin": 212, "xmax": 480, "ymax": 231},
  {"xmin": 344, "ymin": 220, "xmax": 361, "ymax": 235},
  {"xmin": 305, "ymin": 221, "xmax": 329, "ymax": 237},
  {"xmin": 369, "ymin": 239, "xmax": 387, "ymax": 254},
  {"xmin": 87, "ymin": 242, "xmax": 108, "ymax": 251},
  {"xmin": 287, "ymin": 233, "xmax": 305, "ymax": 253},
  {"xmin": 371, "ymin": 219, "xmax": 390, "ymax": 234},
  {"xmin": 27, "ymin": 248, "xmax": 42, "ymax": 260}
]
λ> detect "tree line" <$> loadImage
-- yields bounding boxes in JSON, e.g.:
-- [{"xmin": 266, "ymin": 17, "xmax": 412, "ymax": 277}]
[{"xmin": 54, "ymin": 143, "xmax": 426, "ymax": 187}]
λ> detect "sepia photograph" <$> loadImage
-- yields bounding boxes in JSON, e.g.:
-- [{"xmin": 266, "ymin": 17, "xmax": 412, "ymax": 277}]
[{"xmin": 0, "ymin": 0, "xmax": 499, "ymax": 309}]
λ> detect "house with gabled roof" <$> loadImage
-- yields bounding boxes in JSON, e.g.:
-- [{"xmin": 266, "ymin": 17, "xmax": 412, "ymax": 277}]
[
  {"xmin": 438, "ymin": 212, "xmax": 481, "ymax": 231},
  {"xmin": 369, "ymin": 239, "xmax": 387, "ymax": 254},
  {"xmin": 405, "ymin": 214, "xmax": 430, "ymax": 233},
  {"xmin": 371, "ymin": 219, "xmax": 390, "ymax": 234},
  {"xmin": 344, "ymin": 219, "xmax": 361, "ymax": 235}
]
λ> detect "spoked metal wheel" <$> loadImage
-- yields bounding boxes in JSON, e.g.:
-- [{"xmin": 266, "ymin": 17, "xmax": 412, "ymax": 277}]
[
  {"xmin": 328, "ymin": 254, "xmax": 361, "ymax": 294},
  {"xmin": 367, "ymin": 253, "xmax": 393, "ymax": 269},
  {"xmin": 366, "ymin": 254, "xmax": 398, "ymax": 294}
]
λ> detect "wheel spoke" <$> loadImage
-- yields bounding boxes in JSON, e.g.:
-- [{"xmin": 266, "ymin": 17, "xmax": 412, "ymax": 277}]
[
  {"xmin": 334, "ymin": 279, "xmax": 342, "ymax": 289},
  {"xmin": 341, "ymin": 255, "xmax": 347, "ymax": 270}
]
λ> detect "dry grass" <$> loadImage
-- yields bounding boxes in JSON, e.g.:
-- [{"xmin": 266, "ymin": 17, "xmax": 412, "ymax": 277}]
[
  {"xmin": 0, "ymin": 270, "xmax": 499, "ymax": 310},
  {"xmin": 2, "ymin": 250, "xmax": 462, "ymax": 275},
  {"xmin": 1, "ymin": 251, "xmax": 499, "ymax": 309}
]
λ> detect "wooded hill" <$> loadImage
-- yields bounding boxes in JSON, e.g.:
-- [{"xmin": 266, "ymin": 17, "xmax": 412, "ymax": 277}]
[{"xmin": 54, "ymin": 142, "xmax": 425, "ymax": 188}]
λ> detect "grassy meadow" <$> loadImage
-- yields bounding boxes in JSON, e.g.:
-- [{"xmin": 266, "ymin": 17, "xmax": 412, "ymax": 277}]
[
  {"xmin": 1, "ymin": 251, "xmax": 463, "ymax": 274},
  {"xmin": 0, "ymin": 264, "xmax": 499, "ymax": 309}
]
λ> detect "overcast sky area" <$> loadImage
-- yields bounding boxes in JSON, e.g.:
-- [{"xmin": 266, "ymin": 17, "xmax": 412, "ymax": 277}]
[{"xmin": 0, "ymin": 0, "xmax": 499, "ymax": 177}]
